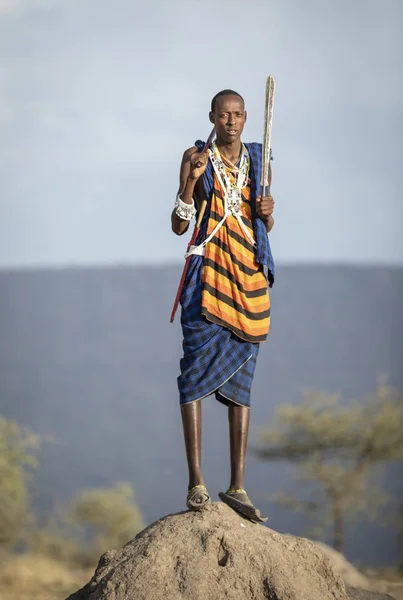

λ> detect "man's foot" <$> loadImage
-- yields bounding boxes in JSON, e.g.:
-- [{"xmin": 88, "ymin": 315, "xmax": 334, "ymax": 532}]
[
  {"xmin": 218, "ymin": 489, "xmax": 268, "ymax": 523},
  {"xmin": 186, "ymin": 484, "xmax": 211, "ymax": 511}
]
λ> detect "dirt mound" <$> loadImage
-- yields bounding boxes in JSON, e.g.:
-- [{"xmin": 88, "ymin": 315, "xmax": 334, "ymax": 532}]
[{"xmin": 67, "ymin": 502, "xmax": 350, "ymax": 600}]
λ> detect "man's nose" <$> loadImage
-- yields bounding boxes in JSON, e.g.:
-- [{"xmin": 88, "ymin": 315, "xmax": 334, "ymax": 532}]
[{"xmin": 227, "ymin": 113, "xmax": 235, "ymax": 124}]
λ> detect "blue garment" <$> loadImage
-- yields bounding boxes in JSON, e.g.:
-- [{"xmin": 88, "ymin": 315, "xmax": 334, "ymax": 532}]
[
  {"xmin": 177, "ymin": 140, "xmax": 272, "ymax": 406},
  {"xmin": 178, "ymin": 254, "xmax": 259, "ymax": 406}
]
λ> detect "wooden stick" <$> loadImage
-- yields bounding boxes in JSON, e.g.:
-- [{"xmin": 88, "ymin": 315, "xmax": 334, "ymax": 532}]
[{"xmin": 261, "ymin": 76, "xmax": 275, "ymax": 197}]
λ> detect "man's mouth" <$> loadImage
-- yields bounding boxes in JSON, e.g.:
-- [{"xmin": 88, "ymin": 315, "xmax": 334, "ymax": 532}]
[{"xmin": 226, "ymin": 130, "xmax": 237, "ymax": 135}]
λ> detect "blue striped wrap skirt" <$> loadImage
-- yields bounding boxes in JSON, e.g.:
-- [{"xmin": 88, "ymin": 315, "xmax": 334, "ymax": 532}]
[{"xmin": 177, "ymin": 254, "xmax": 259, "ymax": 408}]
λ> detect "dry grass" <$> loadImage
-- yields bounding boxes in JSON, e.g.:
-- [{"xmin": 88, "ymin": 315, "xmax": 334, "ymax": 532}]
[{"xmin": 0, "ymin": 552, "xmax": 92, "ymax": 600}]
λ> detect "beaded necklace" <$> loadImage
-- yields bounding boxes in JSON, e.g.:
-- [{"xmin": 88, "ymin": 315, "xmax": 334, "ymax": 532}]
[
  {"xmin": 183, "ymin": 142, "xmax": 255, "ymax": 260},
  {"xmin": 210, "ymin": 142, "xmax": 250, "ymax": 214}
]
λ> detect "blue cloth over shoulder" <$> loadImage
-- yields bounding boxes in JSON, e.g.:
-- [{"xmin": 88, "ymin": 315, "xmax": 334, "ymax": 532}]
[{"xmin": 177, "ymin": 140, "xmax": 274, "ymax": 407}]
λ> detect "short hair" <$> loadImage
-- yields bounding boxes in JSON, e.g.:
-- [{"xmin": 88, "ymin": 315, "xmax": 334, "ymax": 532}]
[{"xmin": 211, "ymin": 89, "xmax": 244, "ymax": 112}]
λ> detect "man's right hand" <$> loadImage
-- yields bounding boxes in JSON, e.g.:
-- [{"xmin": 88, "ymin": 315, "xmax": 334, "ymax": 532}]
[{"xmin": 188, "ymin": 152, "xmax": 209, "ymax": 181}]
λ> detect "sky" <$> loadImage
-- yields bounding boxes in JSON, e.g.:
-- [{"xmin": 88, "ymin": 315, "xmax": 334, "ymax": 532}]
[{"xmin": 0, "ymin": 0, "xmax": 402, "ymax": 268}]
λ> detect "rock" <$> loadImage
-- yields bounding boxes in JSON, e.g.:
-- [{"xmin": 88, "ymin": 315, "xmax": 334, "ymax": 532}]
[{"xmin": 67, "ymin": 502, "xmax": 349, "ymax": 600}]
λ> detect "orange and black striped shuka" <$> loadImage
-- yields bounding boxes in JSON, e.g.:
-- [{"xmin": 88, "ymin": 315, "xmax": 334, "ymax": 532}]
[{"xmin": 201, "ymin": 166, "xmax": 270, "ymax": 344}]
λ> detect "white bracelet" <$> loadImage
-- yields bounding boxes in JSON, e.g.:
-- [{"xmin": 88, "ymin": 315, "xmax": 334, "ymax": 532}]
[{"xmin": 174, "ymin": 193, "xmax": 196, "ymax": 221}]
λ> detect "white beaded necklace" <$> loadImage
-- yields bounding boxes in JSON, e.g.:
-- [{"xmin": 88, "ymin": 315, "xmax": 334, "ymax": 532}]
[
  {"xmin": 210, "ymin": 142, "xmax": 250, "ymax": 215},
  {"xmin": 183, "ymin": 142, "xmax": 255, "ymax": 260}
]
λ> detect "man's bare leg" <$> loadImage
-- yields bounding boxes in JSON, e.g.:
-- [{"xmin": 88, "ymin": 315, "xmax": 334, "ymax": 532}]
[
  {"xmin": 181, "ymin": 400, "xmax": 210, "ymax": 509},
  {"xmin": 219, "ymin": 401, "xmax": 268, "ymax": 522},
  {"xmin": 228, "ymin": 402, "xmax": 250, "ymax": 491}
]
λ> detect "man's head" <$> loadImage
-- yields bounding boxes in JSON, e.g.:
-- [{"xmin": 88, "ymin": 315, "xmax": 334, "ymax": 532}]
[{"xmin": 209, "ymin": 90, "xmax": 247, "ymax": 144}]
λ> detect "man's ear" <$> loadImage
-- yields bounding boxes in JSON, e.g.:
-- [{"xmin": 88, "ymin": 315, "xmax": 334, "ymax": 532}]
[
  {"xmin": 244, "ymin": 111, "xmax": 247, "ymax": 122},
  {"xmin": 209, "ymin": 111, "xmax": 214, "ymax": 124}
]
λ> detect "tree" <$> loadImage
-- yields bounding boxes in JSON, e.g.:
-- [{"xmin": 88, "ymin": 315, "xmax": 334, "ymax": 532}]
[
  {"xmin": 67, "ymin": 482, "xmax": 146, "ymax": 563},
  {"xmin": 28, "ymin": 482, "xmax": 146, "ymax": 567},
  {"xmin": 0, "ymin": 415, "xmax": 40, "ymax": 549},
  {"xmin": 254, "ymin": 382, "xmax": 403, "ymax": 554}
]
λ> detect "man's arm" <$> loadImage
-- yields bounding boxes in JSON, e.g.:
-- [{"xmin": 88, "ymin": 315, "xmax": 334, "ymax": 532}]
[
  {"xmin": 265, "ymin": 215, "xmax": 275, "ymax": 233},
  {"xmin": 171, "ymin": 146, "xmax": 199, "ymax": 236}
]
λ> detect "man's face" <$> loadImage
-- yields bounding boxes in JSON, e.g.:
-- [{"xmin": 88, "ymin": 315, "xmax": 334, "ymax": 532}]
[{"xmin": 210, "ymin": 95, "xmax": 247, "ymax": 143}]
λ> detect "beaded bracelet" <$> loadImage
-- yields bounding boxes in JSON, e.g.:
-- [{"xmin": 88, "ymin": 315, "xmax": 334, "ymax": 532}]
[{"xmin": 174, "ymin": 193, "xmax": 196, "ymax": 221}]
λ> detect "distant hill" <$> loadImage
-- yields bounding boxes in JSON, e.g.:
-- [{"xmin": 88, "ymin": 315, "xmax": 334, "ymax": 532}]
[{"xmin": 0, "ymin": 263, "xmax": 402, "ymax": 567}]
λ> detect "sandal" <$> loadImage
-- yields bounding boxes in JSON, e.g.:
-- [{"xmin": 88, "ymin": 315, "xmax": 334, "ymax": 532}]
[
  {"xmin": 218, "ymin": 489, "xmax": 268, "ymax": 523},
  {"xmin": 186, "ymin": 484, "xmax": 211, "ymax": 511}
]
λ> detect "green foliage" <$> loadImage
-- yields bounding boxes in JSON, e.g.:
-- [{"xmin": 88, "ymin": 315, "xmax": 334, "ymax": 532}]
[
  {"xmin": 0, "ymin": 416, "xmax": 40, "ymax": 549},
  {"xmin": 0, "ymin": 413, "xmax": 146, "ymax": 572},
  {"xmin": 255, "ymin": 381, "xmax": 403, "ymax": 553},
  {"xmin": 67, "ymin": 482, "xmax": 146, "ymax": 564},
  {"xmin": 258, "ymin": 384, "xmax": 403, "ymax": 463},
  {"xmin": 28, "ymin": 525, "xmax": 83, "ymax": 566},
  {"xmin": 27, "ymin": 482, "xmax": 146, "ymax": 567}
]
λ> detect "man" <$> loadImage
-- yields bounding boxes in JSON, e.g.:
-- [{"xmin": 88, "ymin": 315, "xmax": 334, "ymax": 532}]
[{"xmin": 171, "ymin": 89, "xmax": 275, "ymax": 522}]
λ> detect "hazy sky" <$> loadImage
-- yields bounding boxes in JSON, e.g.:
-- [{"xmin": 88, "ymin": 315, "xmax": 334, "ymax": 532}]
[{"xmin": 0, "ymin": 0, "xmax": 402, "ymax": 268}]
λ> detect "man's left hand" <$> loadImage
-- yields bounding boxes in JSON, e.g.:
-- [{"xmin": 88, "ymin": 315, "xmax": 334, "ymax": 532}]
[{"xmin": 256, "ymin": 194, "xmax": 274, "ymax": 221}]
